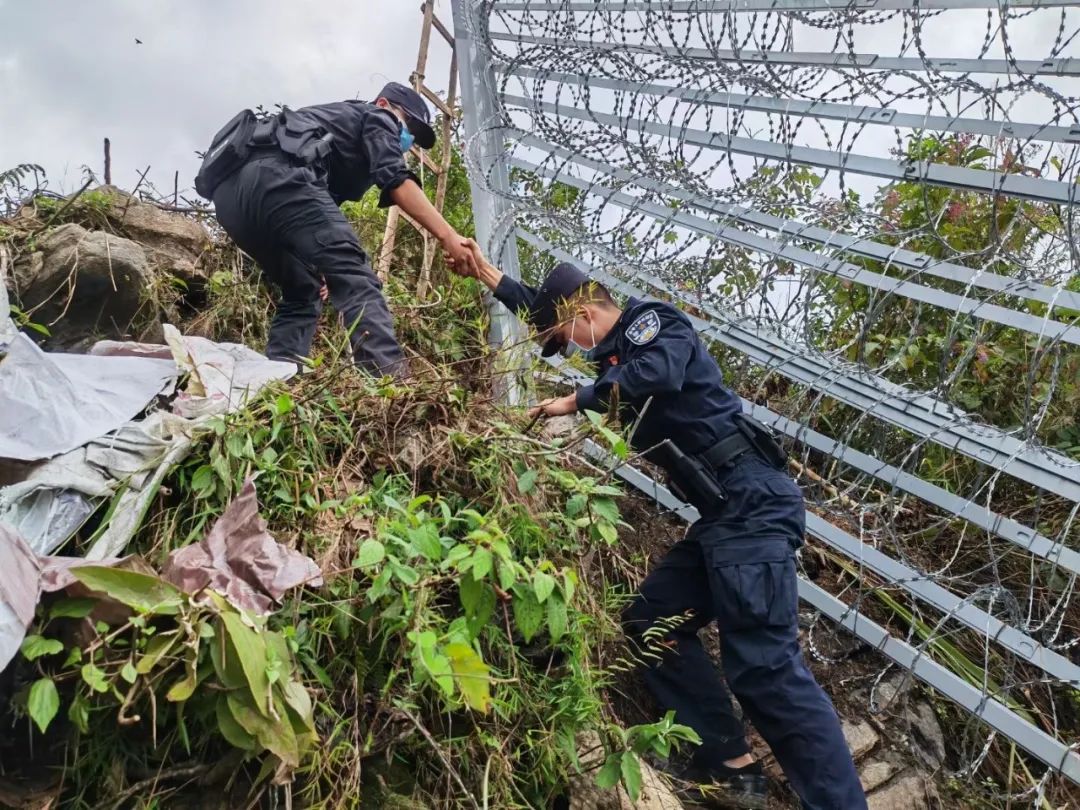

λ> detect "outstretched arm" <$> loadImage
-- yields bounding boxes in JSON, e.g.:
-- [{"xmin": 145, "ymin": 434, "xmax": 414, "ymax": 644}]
[{"xmin": 389, "ymin": 181, "xmax": 476, "ymax": 274}]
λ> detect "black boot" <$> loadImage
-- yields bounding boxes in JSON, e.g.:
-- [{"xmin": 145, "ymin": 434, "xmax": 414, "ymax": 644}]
[{"xmin": 676, "ymin": 761, "xmax": 769, "ymax": 809}]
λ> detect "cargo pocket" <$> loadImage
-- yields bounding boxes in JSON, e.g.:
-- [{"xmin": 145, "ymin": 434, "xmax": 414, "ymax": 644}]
[{"xmin": 708, "ymin": 541, "xmax": 798, "ymax": 632}]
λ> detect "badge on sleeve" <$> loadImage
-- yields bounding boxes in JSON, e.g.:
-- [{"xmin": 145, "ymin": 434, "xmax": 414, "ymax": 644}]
[{"xmin": 625, "ymin": 309, "xmax": 661, "ymax": 346}]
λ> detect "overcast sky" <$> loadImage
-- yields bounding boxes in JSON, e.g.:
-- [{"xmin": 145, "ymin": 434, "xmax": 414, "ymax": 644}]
[{"xmin": 0, "ymin": 0, "xmax": 457, "ymax": 199}]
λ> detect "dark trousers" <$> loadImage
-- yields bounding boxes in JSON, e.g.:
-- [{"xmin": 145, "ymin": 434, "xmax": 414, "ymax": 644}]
[
  {"xmin": 212, "ymin": 154, "xmax": 407, "ymax": 377},
  {"xmin": 622, "ymin": 457, "xmax": 866, "ymax": 810}
]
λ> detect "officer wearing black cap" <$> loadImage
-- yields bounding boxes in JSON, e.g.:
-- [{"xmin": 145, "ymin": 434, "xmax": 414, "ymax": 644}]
[
  {"xmin": 196, "ymin": 83, "xmax": 475, "ymax": 376},
  {"xmin": 446, "ymin": 240, "xmax": 867, "ymax": 810}
]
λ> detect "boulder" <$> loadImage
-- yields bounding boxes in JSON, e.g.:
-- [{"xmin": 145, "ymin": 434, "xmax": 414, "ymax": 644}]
[
  {"xmin": 842, "ymin": 719, "xmax": 880, "ymax": 760},
  {"xmin": 95, "ymin": 185, "xmax": 211, "ymax": 285},
  {"xmin": 873, "ymin": 673, "xmax": 947, "ymax": 770},
  {"xmin": 14, "ymin": 223, "xmax": 158, "ymax": 349},
  {"xmin": 866, "ymin": 773, "xmax": 939, "ymax": 810}
]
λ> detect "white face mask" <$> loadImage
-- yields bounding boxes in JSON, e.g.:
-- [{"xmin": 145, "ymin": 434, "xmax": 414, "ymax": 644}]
[{"xmin": 560, "ymin": 314, "xmax": 596, "ymax": 359}]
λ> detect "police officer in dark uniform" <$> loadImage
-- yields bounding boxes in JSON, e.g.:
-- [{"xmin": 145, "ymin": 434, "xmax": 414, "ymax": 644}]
[
  {"xmin": 195, "ymin": 83, "xmax": 476, "ymax": 377},
  {"xmin": 447, "ymin": 240, "xmax": 867, "ymax": 810}
]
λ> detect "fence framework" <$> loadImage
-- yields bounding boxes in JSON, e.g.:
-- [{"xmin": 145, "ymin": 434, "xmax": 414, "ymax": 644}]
[{"xmin": 453, "ymin": 0, "xmax": 1080, "ymax": 798}]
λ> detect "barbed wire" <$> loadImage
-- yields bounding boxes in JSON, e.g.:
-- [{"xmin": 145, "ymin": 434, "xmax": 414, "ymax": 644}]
[{"xmin": 457, "ymin": 0, "xmax": 1080, "ymax": 803}]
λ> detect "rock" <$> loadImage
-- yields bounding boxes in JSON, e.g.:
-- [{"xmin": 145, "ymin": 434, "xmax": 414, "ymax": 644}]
[
  {"xmin": 873, "ymin": 673, "xmax": 946, "ymax": 770},
  {"xmin": 866, "ymin": 773, "xmax": 938, "ymax": 810},
  {"xmin": 15, "ymin": 223, "xmax": 158, "ymax": 348},
  {"xmin": 859, "ymin": 759, "xmax": 903, "ymax": 793},
  {"xmin": 568, "ymin": 732, "xmax": 684, "ymax": 810},
  {"xmin": 842, "ymin": 719, "xmax": 880, "ymax": 760},
  {"xmin": 542, "ymin": 414, "xmax": 577, "ymax": 440},
  {"xmin": 95, "ymin": 185, "xmax": 210, "ymax": 285}
]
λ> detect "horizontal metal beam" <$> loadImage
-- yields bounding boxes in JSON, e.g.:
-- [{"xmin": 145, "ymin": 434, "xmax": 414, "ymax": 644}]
[
  {"xmin": 494, "ymin": 0, "xmax": 1080, "ymax": 11},
  {"xmin": 749, "ymin": 405, "xmax": 1080, "ymax": 577},
  {"xmin": 489, "ymin": 30, "xmax": 1080, "ymax": 77},
  {"xmin": 505, "ymin": 94, "xmax": 1080, "ymax": 205},
  {"xmin": 569, "ymin": 421, "xmax": 1080, "ymax": 786},
  {"xmin": 499, "ymin": 64, "xmax": 1080, "ymax": 147},
  {"xmin": 510, "ymin": 151, "xmax": 1080, "ymax": 346},
  {"xmin": 518, "ymin": 229, "xmax": 1080, "ymax": 503},
  {"xmin": 512, "ymin": 135, "xmax": 1080, "ymax": 316}
]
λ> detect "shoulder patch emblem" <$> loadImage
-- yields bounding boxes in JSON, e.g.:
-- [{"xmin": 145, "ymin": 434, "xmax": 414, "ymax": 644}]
[{"xmin": 626, "ymin": 309, "xmax": 661, "ymax": 346}]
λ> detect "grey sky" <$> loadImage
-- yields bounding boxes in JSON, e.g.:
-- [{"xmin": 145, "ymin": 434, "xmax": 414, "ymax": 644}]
[{"xmin": 0, "ymin": 0, "xmax": 457, "ymax": 198}]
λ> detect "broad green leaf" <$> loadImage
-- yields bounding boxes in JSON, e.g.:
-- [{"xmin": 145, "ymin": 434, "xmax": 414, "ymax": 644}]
[
  {"xmin": 120, "ymin": 662, "xmax": 138, "ymax": 684},
  {"xmin": 590, "ymin": 497, "xmax": 620, "ymax": 524},
  {"xmin": 459, "ymin": 573, "xmax": 483, "ymax": 615},
  {"xmin": 411, "ymin": 632, "xmax": 454, "ymax": 698},
  {"xmin": 621, "ymin": 752, "xmax": 643, "ymax": 801},
  {"xmin": 28, "ymin": 678, "xmax": 59, "ymax": 733},
  {"xmin": 216, "ymin": 695, "xmax": 257, "ymax": 750},
  {"xmin": 354, "ymin": 538, "xmax": 385, "ymax": 569},
  {"xmin": 227, "ymin": 692, "xmax": 300, "ymax": 767},
  {"xmin": 566, "ymin": 494, "xmax": 587, "ymax": 518},
  {"xmin": 547, "ymin": 594, "xmax": 568, "ymax": 642},
  {"xmin": 136, "ymin": 633, "xmax": 178, "ymax": 674},
  {"xmin": 532, "ymin": 570, "xmax": 556, "ymax": 604},
  {"xmin": 466, "ymin": 584, "xmax": 497, "ymax": 639},
  {"xmin": 274, "ymin": 393, "xmax": 294, "ymax": 416},
  {"xmin": 595, "ymin": 754, "xmax": 622, "ymax": 790},
  {"xmin": 166, "ymin": 650, "xmax": 198, "ymax": 702},
  {"xmin": 407, "ymin": 523, "xmax": 443, "ymax": 561},
  {"xmin": 221, "ymin": 612, "xmax": 270, "ymax": 714},
  {"xmin": 445, "ymin": 642, "xmax": 492, "ymax": 713},
  {"xmin": 81, "ymin": 663, "xmax": 109, "ymax": 693},
  {"xmin": 471, "ymin": 547, "xmax": 492, "ymax": 580},
  {"xmin": 20, "ymin": 635, "xmax": 63, "ymax": 661},
  {"xmin": 67, "ymin": 693, "xmax": 89, "ymax": 734},
  {"xmin": 280, "ymin": 679, "xmax": 316, "ymax": 732},
  {"xmin": 513, "ymin": 590, "xmax": 544, "ymax": 643},
  {"xmin": 71, "ymin": 567, "xmax": 183, "ymax": 615},
  {"xmin": 191, "ymin": 465, "xmax": 215, "ymax": 497},
  {"xmin": 390, "ymin": 560, "xmax": 420, "ymax": 586},
  {"xmin": 596, "ymin": 521, "xmax": 619, "ymax": 544},
  {"xmin": 49, "ymin": 597, "xmax": 96, "ymax": 619},
  {"xmin": 516, "ymin": 469, "xmax": 539, "ymax": 494},
  {"xmin": 562, "ymin": 570, "xmax": 577, "ymax": 602},
  {"xmin": 498, "ymin": 561, "xmax": 517, "ymax": 591}
]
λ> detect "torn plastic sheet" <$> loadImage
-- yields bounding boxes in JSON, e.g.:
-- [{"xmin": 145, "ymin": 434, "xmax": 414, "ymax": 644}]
[
  {"xmin": 0, "ymin": 410, "xmax": 200, "ymax": 556},
  {"xmin": 1, "ymin": 326, "xmax": 294, "ymax": 559},
  {"xmin": 0, "ymin": 332, "xmax": 177, "ymax": 462},
  {"xmin": 163, "ymin": 478, "xmax": 323, "ymax": 615},
  {"xmin": 92, "ymin": 324, "xmax": 296, "ymax": 419},
  {"xmin": 0, "ymin": 525, "xmax": 123, "ymax": 671}
]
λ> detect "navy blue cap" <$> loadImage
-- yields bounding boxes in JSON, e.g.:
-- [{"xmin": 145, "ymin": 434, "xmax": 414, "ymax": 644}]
[
  {"xmin": 530, "ymin": 262, "xmax": 590, "ymax": 357},
  {"xmin": 378, "ymin": 82, "xmax": 436, "ymax": 149}
]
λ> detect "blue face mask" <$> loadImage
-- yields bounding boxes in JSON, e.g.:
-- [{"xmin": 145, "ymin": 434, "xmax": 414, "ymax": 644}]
[{"xmin": 399, "ymin": 125, "xmax": 415, "ymax": 153}]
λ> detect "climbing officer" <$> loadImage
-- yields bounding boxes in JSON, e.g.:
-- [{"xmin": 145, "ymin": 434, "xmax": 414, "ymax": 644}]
[
  {"xmin": 446, "ymin": 240, "xmax": 866, "ymax": 810},
  {"xmin": 195, "ymin": 82, "xmax": 475, "ymax": 377}
]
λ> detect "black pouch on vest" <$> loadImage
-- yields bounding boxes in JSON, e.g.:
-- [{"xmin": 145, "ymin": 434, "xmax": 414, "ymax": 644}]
[
  {"xmin": 194, "ymin": 109, "xmax": 259, "ymax": 200},
  {"xmin": 735, "ymin": 414, "xmax": 789, "ymax": 470},
  {"xmin": 275, "ymin": 111, "xmax": 335, "ymax": 167}
]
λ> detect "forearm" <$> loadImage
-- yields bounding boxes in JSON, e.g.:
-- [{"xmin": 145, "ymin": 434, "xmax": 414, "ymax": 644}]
[{"xmin": 390, "ymin": 180, "xmax": 454, "ymax": 241}]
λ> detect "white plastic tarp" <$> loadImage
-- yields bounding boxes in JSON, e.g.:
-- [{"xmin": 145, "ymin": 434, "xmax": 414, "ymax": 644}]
[{"xmin": 0, "ymin": 333, "xmax": 177, "ymax": 462}]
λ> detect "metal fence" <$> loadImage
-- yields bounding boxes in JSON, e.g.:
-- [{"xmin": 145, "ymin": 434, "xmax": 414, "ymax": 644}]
[{"xmin": 451, "ymin": 0, "xmax": 1080, "ymax": 799}]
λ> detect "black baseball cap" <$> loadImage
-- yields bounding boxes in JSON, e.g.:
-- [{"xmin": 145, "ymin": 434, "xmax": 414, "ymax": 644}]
[
  {"xmin": 378, "ymin": 82, "xmax": 436, "ymax": 149},
  {"xmin": 530, "ymin": 262, "xmax": 591, "ymax": 357}
]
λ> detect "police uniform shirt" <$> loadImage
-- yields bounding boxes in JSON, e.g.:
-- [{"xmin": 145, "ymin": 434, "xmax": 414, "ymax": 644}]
[
  {"xmin": 283, "ymin": 100, "xmax": 420, "ymax": 207},
  {"xmin": 493, "ymin": 275, "xmax": 744, "ymax": 461}
]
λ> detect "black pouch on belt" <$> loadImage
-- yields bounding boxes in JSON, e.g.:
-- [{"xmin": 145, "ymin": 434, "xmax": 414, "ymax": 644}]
[
  {"xmin": 659, "ymin": 440, "xmax": 727, "ymax": 506},
  {"xmin": 194, "ymin": 109, "xmax": 259, "ymax": 200},
  {"xmin": 735, "ymin": 413, "xmax": 788, "ymax": 469}
]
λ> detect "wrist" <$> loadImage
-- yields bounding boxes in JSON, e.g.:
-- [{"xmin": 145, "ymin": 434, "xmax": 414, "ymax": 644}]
[{"xmin": 477, "ymin": 261, "xmax": 503, "ymax": 289}]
